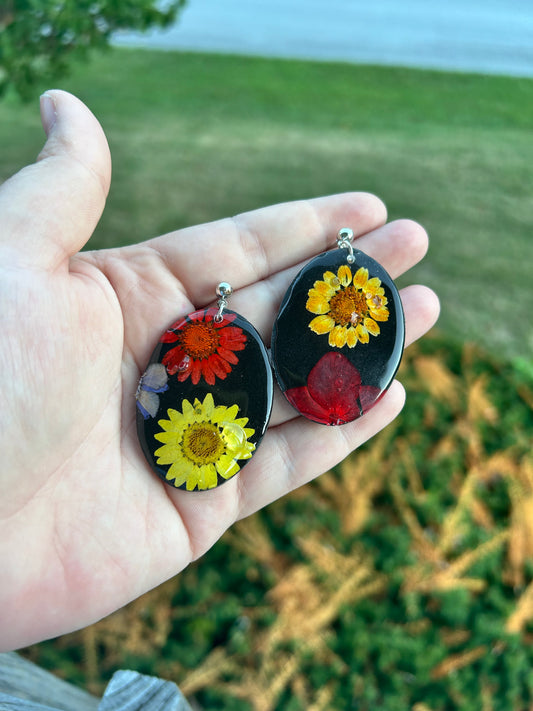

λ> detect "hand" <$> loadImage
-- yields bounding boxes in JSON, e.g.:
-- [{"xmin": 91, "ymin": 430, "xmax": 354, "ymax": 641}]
[{"xmin": 0, "ymin": 91, "xmax": 439, "ymax": 651}]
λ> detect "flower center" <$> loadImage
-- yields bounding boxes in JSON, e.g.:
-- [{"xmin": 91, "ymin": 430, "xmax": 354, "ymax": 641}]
[
  {"xmin": 328, "ymin": 286, "xmax": 368, "ymax": 327},
  {"xmin": 179, "ymin": 322, "xmax": 220, "ymax": 359},
  {"xmin": 182, "ymin": 422, "xmax": 225, "ymax": 465}
]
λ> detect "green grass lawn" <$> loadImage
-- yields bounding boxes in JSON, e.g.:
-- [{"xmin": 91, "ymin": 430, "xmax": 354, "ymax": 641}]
[{"xmin": 1, "ymin": 49, "xmax": 532, "ymax": 361}]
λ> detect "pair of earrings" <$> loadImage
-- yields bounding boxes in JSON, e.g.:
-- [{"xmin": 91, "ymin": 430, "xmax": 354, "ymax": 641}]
[{"xmin": 136, "ymin": 228, "xmax": 405, "ymax": 491}]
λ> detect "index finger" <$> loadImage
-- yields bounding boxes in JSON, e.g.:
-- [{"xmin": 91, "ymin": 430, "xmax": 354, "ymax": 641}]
[{"xmin": 143, "ymin": 192, "xmax": 387, "ymax": 307}]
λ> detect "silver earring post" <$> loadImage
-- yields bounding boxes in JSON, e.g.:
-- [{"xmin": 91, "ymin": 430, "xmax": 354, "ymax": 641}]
[
  {"xmin": 215, "ymin": 282, "xmax": 233, "ymax": 322},
  {"xmin": 337, "ymin": 227, "xmax": 355, "ymax": 264}
]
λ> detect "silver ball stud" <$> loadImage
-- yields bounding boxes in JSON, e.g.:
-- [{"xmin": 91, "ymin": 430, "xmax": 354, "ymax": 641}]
[
  {"xmin": 338, "ymin": 227, "xmax": 354, "ymax": 243},
  {"xmin": 216, "ymin": 282, "xmax": 233, "ymax": 298}
]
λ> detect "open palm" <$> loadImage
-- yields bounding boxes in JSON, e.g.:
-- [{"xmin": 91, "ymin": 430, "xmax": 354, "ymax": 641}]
[{"xmin": 0, "ymin": 91, "xmax": 439, "ymax": 651}]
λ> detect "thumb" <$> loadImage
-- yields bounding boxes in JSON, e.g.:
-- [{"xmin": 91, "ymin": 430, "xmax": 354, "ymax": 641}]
[{"xmin": 0, "ymin": 90, "xmax": 111, "ymax": 270}]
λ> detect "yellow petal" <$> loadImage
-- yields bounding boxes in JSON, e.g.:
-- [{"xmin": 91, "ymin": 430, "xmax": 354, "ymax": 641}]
[
  {"xmin": 202, "ymin": 392, "xmax": 215, "ymax": 416},
  {"xmin": 198, "ymin": 464, "xmax": 218, "ymax": 490},
  {"xmin": 216, "ymin": 453, "xmax": 235, "ymax": 477},
  {"xmin": 154, "ymin": 431, "xmax": 180, "ymax": 446},
  {"xmin": 181, "ymin": 399, "xmax": 195, "ymax": 423},
  {"xmin": 234, "ymin": 444, "xmax": 254, "ymax": 461},
  {"xmin": 165, "ymin": 461, "xmax": 191, "ymax": 488},
  {"xmin": 364, "ymin": 317, "xmax": 380, "ymax": 336},
  {"xmin": 323, "ymin": 271, "xmax": 340, "ymax": 287},
  {"xmin": 206, "ymin": 465, "xmax": 219, "ymax": 489},
  {"xmin": 336, "ymin": 326, "xmax": 348, "ymax": 347},
  {"xmin": 196, "ymin": 465, "xmax": 207, "ymax": 490},
  {"xmin": 329, "ymin": 325, "xmax": 347, "ymax": 348},
  {"xmin": 356, "ymin": 324, "xmax": 369, "ymax": 344},
  {"xmin": 306, "ymin": 294, "xmax": 330, "ymax": 314},
  {"xmin": 242, "ymin": 443, "xmax": 255, "ymax": 458},
  {"xmin": 353, "ymin": 267, "xmax": 369, "ymax": 289},
  {"xmin": 158, "ymin": 408, "xmax": 184, "ymax": 430},
  {"xmin": 225, "ymin": 404, "xmax": 240, "ymax": 421},
  {"xmin": 309, "ymin": 314, "xmax": 335, "ymax": 334},
  {"xmin": 338, "ymin": 265, "xmax": 352, "ymax": 287},
  {"xmin": 222, "ymin": 421, "xmax": 247, "ymax": 450},
  {"xmin": 186, "ymin": 469, "xmax": 200, "ymax": 491},
  {"xmin": 155, "ymin": 443, "xmax": 183, "ymax": 462},
  {"xmin": 233, "ymin": 435, "xmax": 256, "ymax": 458},
  {"xmin": 219, "ymin": 458, "xmax": 240, "ymax": 480},
  {"xmin": 364, "ymin": 277, "xmax": 382, "ymax": 295},
  {"xmin": 346, "ymin": 327, "xmax": 358, "ymax": 348},
  {"xmin": 371, "ymin": 306, "xmax": 390, "ymax": 322},
  {"xmin": 311, "ymin": 281, "xmax": 336, "ymax": 297}
]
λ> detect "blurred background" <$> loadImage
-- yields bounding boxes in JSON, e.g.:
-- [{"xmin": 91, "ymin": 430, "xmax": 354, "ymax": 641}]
[{"xmin": 1, "ymin": 1, "xmax": 532, "ymax": 709}]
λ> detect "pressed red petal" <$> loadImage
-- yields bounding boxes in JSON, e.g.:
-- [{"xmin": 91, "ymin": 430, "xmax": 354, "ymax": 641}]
[
  {"xmin": 205, "ymin": 357, "xmax": 224, "ymax": 380},
  {"xmin": 220, "ymin": 325, "xmax": 246, "ymax": 338},
  {"xmin": 177, "ymin": 365, "xmax": 192, "ymax": 382},
  {"xmin": 308, "ymin": 353, "xmax": 361, "ymax": 408},
  {"xmin": 190, "ymin": 359, "xmax": 203, "ymax": 385},
  {"xmin": 201, "ymin": 358, "xmax": 216, "ymax": 386},
  {"xmin": 162, "ymin": 346, "xmax": 187, "ymax": 375},
  {"xmin": 214, "ymin": 353, "xmax": 232, "ymax": 373},
  {"xmin": 205, "ymin": 354, "xmax": 230, "ymax": 380},
  {"xmin": 186, "ymin": 309, "xmax": 211, "ymax": 324},
  {"xmin": 176, "ymin": 357, "xmax": 193, "ymax": 382},
  {"xmin": 220, "ymin": 339, "xmax": 246, "ymax": 353},
  {"xmin": 219, "ymin": 326, "xmax": 247, "ymax": 344},
  {"xmin": 217, "ymin": 346, "xmax": 240, "ymax": 365},
  {"xmin": 307, "ymin": 352, "xmax": 362, "ymax": 424},
  {"xmin": 160, "ymin": 330, "xmax": 180, "ymax": 344},
  {"xmin": 284, "ymin": 386, "xmax": 332, "ymax": 425}
]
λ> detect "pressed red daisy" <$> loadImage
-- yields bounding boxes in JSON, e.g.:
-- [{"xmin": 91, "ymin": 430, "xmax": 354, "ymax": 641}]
[{"xmin": 160, "ymin": 308, "xmax": 247, "ymax": 386}]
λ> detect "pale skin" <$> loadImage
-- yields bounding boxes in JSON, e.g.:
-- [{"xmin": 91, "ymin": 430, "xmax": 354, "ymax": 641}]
[{"xmin": 0, "ymin": 90, "xmax": 440, "ymax": 651}]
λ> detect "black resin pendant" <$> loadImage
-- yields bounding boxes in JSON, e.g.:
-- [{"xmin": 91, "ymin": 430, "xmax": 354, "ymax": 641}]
[
  {"xmin": 137, "ymin": 304, "xmax": 273, "ymax": 491},
  {"xmin": 271, "ymin": 233, "xmax": 404, "ymax": 425}
]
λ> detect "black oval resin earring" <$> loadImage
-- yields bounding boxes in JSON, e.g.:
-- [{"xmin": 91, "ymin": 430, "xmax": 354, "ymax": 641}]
[
  {"xmin": 137, "ymin": 283, "xmax": 273, "ymax": 491},
  {"xmin": 271, "ymin": 228, "xmax": 405, "ymax": 425}
]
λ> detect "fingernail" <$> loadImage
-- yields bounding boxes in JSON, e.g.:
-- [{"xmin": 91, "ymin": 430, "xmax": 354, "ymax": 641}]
[{"xmin": 40, "ymin": 92, "xmax": 57, "ymax": 136}]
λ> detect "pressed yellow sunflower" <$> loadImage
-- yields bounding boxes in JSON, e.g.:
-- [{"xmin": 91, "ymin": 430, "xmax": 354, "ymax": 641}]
[
  {"xmin": 154, "ymin": 393, "xmax": 255, "ymax": 491},
  {"xmin": 306, "ymin": 264, "xmax": 389, "ymax": 348}
]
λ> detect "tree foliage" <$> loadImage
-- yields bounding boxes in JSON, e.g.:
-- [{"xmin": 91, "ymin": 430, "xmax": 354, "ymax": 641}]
[{"xmin": 0, "ymin": 0, "xmax": 185, "ymax": 99}]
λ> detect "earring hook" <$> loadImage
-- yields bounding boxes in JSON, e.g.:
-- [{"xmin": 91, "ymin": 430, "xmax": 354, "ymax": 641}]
[
  {"xmin": 215, "ymin": 282, "xmax": 233, "ymax": 322},
  {"xmin": 337, "ymin": 227, "xmax": 355, "ymax": 264}
]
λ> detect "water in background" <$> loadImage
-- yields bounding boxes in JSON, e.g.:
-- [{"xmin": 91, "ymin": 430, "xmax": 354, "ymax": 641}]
[{"xmin": 114, "ymin": 0, "xmax": 533, "ymax": 77}]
